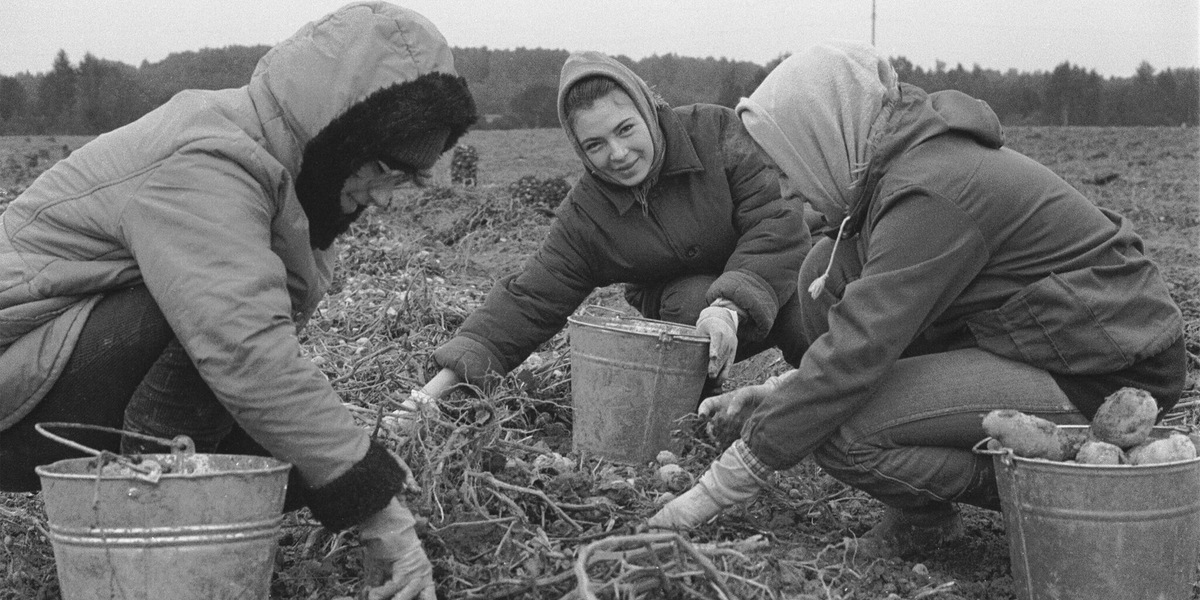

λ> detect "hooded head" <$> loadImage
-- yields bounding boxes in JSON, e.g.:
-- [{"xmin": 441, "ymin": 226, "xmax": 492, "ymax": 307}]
[
  {"xmin": 249, "ymin": 1, "xmax": 477, "ymax": 249},
  {"xmin": 556, "ymin": 51, "xmax": 668, "ymax": 188},
  {"xmin": 736, "ymin": 41, "xmax": 898, "ymax": 225}
]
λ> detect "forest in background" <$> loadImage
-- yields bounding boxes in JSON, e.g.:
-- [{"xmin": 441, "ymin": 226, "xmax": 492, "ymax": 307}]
[{"xmin": 0, "ymin": 44, "xmax": 1196, "ymax": 136}]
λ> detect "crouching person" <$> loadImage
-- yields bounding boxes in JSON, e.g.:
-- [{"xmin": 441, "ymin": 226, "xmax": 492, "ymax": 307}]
[
  {"xmin": 0, "ymin": 3, "xmax": 477, "ymax": 598},
  {"xmin": 648, "ymin": 41, "xmax": 1185, "ymax": 560}
]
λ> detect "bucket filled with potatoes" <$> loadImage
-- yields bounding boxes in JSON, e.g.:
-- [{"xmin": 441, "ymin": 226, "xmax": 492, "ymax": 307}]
[
  {"xmin": 975, "ymin": 387, "xmax": 1200, "ymax": 600},
  {"xmin": 981, "ymin": 386, "xmax": 1198, "ymax": 464}
]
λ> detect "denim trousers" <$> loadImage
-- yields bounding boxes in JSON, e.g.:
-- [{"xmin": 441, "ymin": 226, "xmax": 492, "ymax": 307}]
[
  {"xmin": 796, "ymin": 236, "xmax": 1087, "ymax": 511},
  {"xmin": 0, "ymin": 285, "xmax": 251, "ymax": 492}
]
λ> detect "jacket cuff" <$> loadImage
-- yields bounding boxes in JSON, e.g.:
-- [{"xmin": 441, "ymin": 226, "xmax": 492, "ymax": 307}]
[
  {"xmin": 432, "ymin": 334, "xmax": 507, "ymax": 387},
  {"xmin": 732, "ymin": 438, "xmax": 775, "ymax": 482},
  {"xmin": 303, "ymin": 441, "xmax": 406, "ymax": 531},
  {"xmin": 707, "ymin": 270, "xmax": 780, "ymax": 342}
]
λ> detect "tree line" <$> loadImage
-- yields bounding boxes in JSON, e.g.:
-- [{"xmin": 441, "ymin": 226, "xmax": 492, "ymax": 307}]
[{"xmin": 1, "ymin": 45, "xmax": 1196, "ymax": 136}]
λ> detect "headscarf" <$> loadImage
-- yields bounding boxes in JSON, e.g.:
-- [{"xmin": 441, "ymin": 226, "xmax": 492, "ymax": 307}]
[
  {"xmin": 736, "ymin": 40, "xmax": 899, "ymax": 225},
  {"xmin": 556, "ymin": 51, "xmax": 668, "ymax": 189}
]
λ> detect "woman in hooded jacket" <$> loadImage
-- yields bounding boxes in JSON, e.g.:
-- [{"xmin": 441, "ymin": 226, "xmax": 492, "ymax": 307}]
[
  {"xmin": 0, "ymin": 3, "xmax": 476, "ymax": 598},
  {"xmin": 419, "ymin": 51, "xmax": 812, "ymax": 403},
  {"xmin": 649, "ymin": 41, "xmax": 1185, "ymax": 558}
]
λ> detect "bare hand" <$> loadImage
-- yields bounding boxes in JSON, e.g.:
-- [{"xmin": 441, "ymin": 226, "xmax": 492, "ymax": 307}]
[{"xmin": 698, "ymin": 383, "xmax": 771, "ymax": 447}]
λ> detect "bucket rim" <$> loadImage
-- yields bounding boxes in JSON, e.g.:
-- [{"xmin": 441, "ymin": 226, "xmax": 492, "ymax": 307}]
[
  {"xmin": 35, "ymin": 454, "xmax": 292, "ymax": 480},
  {"xmin": 567, "ymin": 314, "xmax": 708, "ymax": 342},
  {"xmin": 974, "ymin": 425, "xmax": 1200, "ymax": 469}
]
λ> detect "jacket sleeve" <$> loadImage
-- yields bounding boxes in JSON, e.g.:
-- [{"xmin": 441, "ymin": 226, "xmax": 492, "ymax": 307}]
[
  {"xmin": 706, "ymin": 111, "xmax": 809, "ymax": 341},
  {"xmin": 433, "ymin": 213, "xmax": 598, "ymax": 386},
  {"xmin": 121, "ymin": 150, "xmax": 403, "ymax": 529},
  {"xmin": 743, "ymin": 189, "xmax": 989, "ymax": 470}
]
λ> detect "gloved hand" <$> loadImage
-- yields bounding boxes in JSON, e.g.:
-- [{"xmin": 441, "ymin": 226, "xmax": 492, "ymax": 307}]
[
  {"xmin": 647, "ymin": 442, "xmax": 766, "ymax": 530},
  {"xmin": 383, "ymin": 369, "xmax": 461, "ymax": 437},
  {"xmin": 359, "ymin": 498, "xmax": 436, "ymax": 600},
  {"xmin": 695, "ymin": 305, "xmax": 739, "ymax": 380},
  {"xmin": 698, "ymin": 374, "xmax": 784, "ymax": 447}
]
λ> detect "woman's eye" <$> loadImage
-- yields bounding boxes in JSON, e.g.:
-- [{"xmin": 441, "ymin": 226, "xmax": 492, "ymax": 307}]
[{"xmin": 618, "ymin": 123, "xmax": 634, "ymax": 135}]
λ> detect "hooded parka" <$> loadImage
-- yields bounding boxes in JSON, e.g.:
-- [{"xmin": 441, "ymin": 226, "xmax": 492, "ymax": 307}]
[
  {"xmin": 735, "ymin": 43, "xmax": 1184, "ymax": 471},
  {"xmin": 432, "ymin": 52, "xmax": 807, "ymax": 383},
  {"xmin": 0, "ymin": 2, "xmax": 476, "ymax": 529}
]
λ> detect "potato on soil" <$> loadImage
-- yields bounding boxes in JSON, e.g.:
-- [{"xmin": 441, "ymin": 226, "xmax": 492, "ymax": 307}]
[
  {"xmin": 1075, "ymin": 439, "xmax": 1125, "ymax": 465},
  {"xmin": 1126, "ymin": 433, "xmax": 1197, "ymax": 465},
  {"xmin": 982, "ymin": 410, "xmax": 1076, "ymax": 461},
  {"xmin": 1089, "ymin": 387, "xmax": 1158, "ymax": 448}
]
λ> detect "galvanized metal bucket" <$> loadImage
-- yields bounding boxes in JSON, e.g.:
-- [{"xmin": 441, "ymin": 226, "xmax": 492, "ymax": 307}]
[
  {"xmin": 567, "ymin": 313, "xmax": 708, "ymax": 464},
  {"xmin": 976, "ymin": 425, "xmax": 1200, "ymax": 600},
  {"xmin": 34, "ymin": 423, "xmax": 291, "ymax": 600}
]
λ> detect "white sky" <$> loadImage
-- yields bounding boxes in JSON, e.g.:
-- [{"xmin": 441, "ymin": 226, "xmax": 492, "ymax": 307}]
[{"xmin": 2, "ymin": 0, "xmax": 1197, "ymax": 77}]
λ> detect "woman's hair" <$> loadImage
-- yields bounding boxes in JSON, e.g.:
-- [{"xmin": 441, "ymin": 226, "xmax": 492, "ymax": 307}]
[{"xmin": 563, "ymin": 76, "xmax": 624, "ymax": 123}]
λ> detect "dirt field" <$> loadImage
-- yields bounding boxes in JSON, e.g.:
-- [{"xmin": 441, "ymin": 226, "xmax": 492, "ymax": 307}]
[{"xmin": 1, "ymin": 126, "xmax": 1197, "ymax": 600}]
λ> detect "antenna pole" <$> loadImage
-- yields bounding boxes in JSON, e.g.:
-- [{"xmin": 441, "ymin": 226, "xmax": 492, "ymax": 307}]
[{"xmin": 871, "ymin": 0, "xmax": 877, "ymax": 45}]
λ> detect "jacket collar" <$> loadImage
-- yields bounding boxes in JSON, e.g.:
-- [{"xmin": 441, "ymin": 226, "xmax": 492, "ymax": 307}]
[
  {"xmin": 844, "ymin": 83, "xmax": 1004, "ymax": 236},
  {"xmin": 603, "ymin": 106, "xmax": 704, "ymax": 215}
]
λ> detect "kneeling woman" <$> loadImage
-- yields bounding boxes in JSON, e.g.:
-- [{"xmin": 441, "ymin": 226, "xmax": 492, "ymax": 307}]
[
  {"xmin": 650, "ymin": 41, "xmax": 1185, "ymax": 558},
  {"xmin": 423, "ymin": 51, "xmax": 813, "ymax": 400}
]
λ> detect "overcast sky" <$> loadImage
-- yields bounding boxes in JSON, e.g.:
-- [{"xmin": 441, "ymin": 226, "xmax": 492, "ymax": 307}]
[{"xmin": 3, "ymin": 0, "xmax": 1197, "ymax": 78}]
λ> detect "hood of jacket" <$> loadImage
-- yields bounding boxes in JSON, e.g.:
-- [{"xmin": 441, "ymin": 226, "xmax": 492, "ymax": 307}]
[
  {"xmin": 247, "ymin": 1, "xmax": 477, "ymax": 248},
  {"xmin": 556, "ymin": 51, "xmax": 668, "ymax": 188},
  {"xmin": 737, "ymin": 41, "xmax": 1002, "ymax": 235}
]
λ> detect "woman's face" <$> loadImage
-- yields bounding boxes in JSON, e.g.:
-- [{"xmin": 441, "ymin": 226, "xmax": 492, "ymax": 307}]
[
  {"xmin": 752, "ymin": 139, "xmax": 844, "ymax": 222},
  {"xmin": 571, "ymin": 90, "xmax": 654, "ymax": 186}
]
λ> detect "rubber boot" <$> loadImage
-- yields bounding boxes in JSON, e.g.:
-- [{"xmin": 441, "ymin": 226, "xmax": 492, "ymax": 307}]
[{"xmin": 852, "ymin": 503, "xmax": 965, "ymax": 559}]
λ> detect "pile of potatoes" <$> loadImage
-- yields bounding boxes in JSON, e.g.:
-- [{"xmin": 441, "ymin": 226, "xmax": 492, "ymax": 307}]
[{"xmin": 983, "ymin": 387, "xmax": 1200, "ymax": 466}]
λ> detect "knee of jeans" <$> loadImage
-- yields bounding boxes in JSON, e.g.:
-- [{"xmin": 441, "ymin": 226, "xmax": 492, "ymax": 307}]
[{"xmin": 812, "ymin": 432, "xmax": 875, "ymax": 479}]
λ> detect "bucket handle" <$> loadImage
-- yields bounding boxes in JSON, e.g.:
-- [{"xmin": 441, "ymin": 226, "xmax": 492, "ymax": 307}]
[
  {"xmin": 971, "ymin": 436, "xmax": 1016, "ymax": 466},
  {"xmin": 577, "ymin": 304, "xmax": 629, "ymax": 318},
  {"xmin": 35, "ymin": 422, "xmax": 196, "ymax": 484}
]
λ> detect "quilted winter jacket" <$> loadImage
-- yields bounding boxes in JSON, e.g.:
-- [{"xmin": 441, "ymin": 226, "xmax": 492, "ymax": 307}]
[
  {"xmin": 0, "ymin": 3, "xmax": 459, "ymax": 492},
  {"xmin": 739, "ymin": 84, "xmax": 1184, "ymax": 470},
  {"xmin": 433, "ymin": 102, "xmax": 808, "ymax": 383}
]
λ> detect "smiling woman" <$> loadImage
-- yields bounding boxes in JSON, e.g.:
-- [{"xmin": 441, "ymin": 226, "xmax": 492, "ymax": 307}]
[
  {"xmin": 419, "ymin": 49, "xmax": 818, "ymax": 428},
  {"xmin": 564, "ymin": 77, "xmax": 655, "ymax": 187}
]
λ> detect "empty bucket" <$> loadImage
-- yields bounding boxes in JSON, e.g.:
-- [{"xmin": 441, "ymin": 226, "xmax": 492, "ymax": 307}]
[
  {"xmin": 34, "ymin": 423, "xmax": 291, "ymax": 600},
  {"xmin": 567, "ymin": 313, "xmax": 708, "ymax": 464},
  {"xmin": 978, "ymin": 425, "xmax": 1200, "ymax": 600}
]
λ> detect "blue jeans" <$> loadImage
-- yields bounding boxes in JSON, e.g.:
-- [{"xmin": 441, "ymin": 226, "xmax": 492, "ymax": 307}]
[{"xmin": 797, "ymin": 236, "xmax": 1087, "ymax": 511}]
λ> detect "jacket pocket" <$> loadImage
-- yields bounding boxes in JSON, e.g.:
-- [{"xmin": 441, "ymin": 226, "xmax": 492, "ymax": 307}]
[{"xmin": 967, "ymin": 263, "xmax": 1180, "ymax": 375}]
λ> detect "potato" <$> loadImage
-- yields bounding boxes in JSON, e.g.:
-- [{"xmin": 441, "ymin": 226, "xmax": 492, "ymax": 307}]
[
  {"xmin": 1089, "ymin": 387, "xmax": 1158, "ymax": 448},
  {"xmin": 983, "ymin": 410, "xmax": 1076, "ymax": 461},
  {"xmin": 1126, "ymin": 433, "xmax": 1197, "ymax": 465},
  {"xmin": 656, "ymin": 464, "xmax": 694, "ymax": 492},
  {"xmin": 1075, "ymin": 439, "xmax": 1125, "ymax": 465}
]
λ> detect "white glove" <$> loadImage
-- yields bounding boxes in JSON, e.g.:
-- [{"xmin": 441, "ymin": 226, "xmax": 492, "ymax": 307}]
[
  {"xmin": 695, "ymin": 305, "xmax": 739, "ymax": 380},
  {"xmin": 359, "ymin": 498, "xmax": 436, "ymax": 600},
  {"xmin": 698, "ymin": 374, "xmax": 784, "ymax": 445},
  {"xmin": 647, "ymin": 443, "xmax": 765, "ymax": 530},
  {"xmin": 382, "ymin": 390, "xmax": 436, "ymax": 437},
  {"xmin": 383, "ymin": 369, "xmax": 461, "ymax": 437}
]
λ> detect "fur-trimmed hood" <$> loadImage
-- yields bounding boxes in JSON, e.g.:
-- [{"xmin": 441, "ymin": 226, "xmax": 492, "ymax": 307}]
[
  {"xmin": 247, "ymin": 1, "xmax": 469, "ymax": 176},
  {"xmin": 245, "ymin": 2, "xmax": 477, "ymax": 248},
  {"xmin": 295, "ymin": 71, "xmax": 476, "ymax": 248}
]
